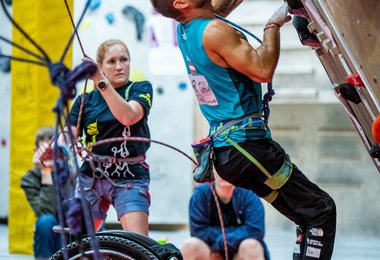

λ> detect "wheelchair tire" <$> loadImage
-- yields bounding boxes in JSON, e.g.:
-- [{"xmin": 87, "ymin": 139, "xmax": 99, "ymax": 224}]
[{"xmin": 50, "ymin": 233, "xmax": 160, "ymax": 260}]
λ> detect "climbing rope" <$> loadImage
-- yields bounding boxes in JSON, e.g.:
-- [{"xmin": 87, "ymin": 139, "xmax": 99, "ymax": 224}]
[{"xmin": 216, "ymin": 14, "xmax": 275, "ymax": 125}]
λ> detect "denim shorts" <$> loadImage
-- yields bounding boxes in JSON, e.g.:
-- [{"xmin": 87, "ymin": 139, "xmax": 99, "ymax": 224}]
[{"xmin": 75, "ymin": 174, "xmax": 150, "ymax": 220}]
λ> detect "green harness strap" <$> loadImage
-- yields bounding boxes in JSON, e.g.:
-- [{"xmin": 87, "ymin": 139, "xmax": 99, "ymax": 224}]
[
  {"xmin": 262, "ymin": 190, "xmax": 279, "ymax": 204},
  {"xmin": 227, "ymin": 138, "xmax": 293, "ymax": 203},
  {"xmin": 227, "ymin": 138, "xmax": 272, "ymax": 179}
]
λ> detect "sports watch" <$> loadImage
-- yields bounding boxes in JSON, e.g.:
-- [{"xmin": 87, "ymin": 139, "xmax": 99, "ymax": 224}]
[{"xmin": 97, "ymin": 79, "xmax": 109, "ymax": 91}]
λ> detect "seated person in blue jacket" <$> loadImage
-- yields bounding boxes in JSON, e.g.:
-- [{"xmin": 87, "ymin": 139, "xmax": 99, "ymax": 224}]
[
  {"xmin": 21, "ymin": 126, "xmax": 61, "ymax": 260},
  {"xmin": 181, "ymin": 173, "xmax": 270, "ymax": 260}
]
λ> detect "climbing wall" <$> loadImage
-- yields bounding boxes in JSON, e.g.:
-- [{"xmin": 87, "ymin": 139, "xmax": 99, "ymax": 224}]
[{"xmin": 296, "ymin": 0, "xmax": 380, "ymax": 171}]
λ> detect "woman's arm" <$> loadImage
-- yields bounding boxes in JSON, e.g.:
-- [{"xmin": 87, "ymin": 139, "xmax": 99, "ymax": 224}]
[
  {"xmin": 97, "ymin": 86, "xmax": 145, "ymax": 126},
  {"xmin": 86, "ymin": 58, "xmax": 145, "ymax": 127}
]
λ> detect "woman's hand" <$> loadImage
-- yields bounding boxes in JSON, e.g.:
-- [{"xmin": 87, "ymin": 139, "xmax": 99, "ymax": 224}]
[{"xmin": 82, "ymin": 56, "xmax": 105, "ymax": 84}]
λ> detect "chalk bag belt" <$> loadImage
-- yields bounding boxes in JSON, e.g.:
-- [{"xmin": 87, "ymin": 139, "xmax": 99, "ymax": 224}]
[
  {"xmin": 210, "ymin": 112, "xmax": 263, "ymax": 138},
  {"xmin": 192, "ymin": 113, "xmax": 264, "ymax": 183},
  {"xmin": 227, "ymin": 138, "xmax": 293, "ymax": 203}
]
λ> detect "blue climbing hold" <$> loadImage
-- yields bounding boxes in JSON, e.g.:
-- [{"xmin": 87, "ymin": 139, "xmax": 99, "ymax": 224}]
[
  {"xmin": 89, "ymin": 0, "xmax": 101, "ymax": 11},
  {"xmin": 105, "ymin": 13, "xmax": 115, "ymax": 25},
  {"xmin": 0, "ymin": 47, "xmax": 11, "ymax": 73},
  {"xmin": 122, "ymin": 6, "xmax": 145, "ymax": 41},
  {"xmin": 178, "ymin": 82, "xmax": 187, "ymax": 90}
]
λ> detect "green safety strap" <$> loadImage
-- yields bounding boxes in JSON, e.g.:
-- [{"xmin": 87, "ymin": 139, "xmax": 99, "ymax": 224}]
[
  {"xmin": 227, "ymin": 138, "xmax": 272, "ymax": 179},
  {"xmin": 262, "ymin": 190, "xmax": 278, "ymax": 203},
  {"xmin": 227, "ymin": 138, "xmax": 293, "ymax": 193}
]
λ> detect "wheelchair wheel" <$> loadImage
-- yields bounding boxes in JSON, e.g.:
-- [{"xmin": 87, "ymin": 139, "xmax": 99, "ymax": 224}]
[{"xmin": 50, "ymin": 233, "xmax": 160, "ymax": 260}]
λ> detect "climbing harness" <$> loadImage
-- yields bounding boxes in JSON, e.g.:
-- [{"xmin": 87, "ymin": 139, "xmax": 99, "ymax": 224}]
[
  {"xmin": 227, "ymin": 138, "xmax": 293, "ymax": 203},
  {"xmin": 88, "ymin": 153, "xmax": 146, "ymax": 165},
  {"xmin": 200, "ymin": 114, "xmax": 294, "ymax": 204},
  {"xmin": 86, "ymin": 153, "xmax": 146, "ymax": 182},
  {"xmin": 193, "ymin": 112, "xmax": 262, "ymax": 183}
]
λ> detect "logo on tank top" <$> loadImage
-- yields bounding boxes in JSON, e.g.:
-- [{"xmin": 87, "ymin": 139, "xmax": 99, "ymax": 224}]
[
  {"xmin": 189, "ymin": 74, "xmax": 218, "ymax": 106},
  {"xmin": 186, "ymin": 58, "xmax": 218, "ymax": 106}
]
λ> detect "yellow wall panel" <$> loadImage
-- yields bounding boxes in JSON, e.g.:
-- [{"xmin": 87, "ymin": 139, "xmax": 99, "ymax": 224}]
[{"xmin": 9, "ymin": 0, "xmax": 73, "ymax": 254}]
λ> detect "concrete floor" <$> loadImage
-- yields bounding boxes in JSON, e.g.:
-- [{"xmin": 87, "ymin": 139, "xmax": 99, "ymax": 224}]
[{"xmin": 2, "ymin": 224, "xmax": 380, "ymax": 259}]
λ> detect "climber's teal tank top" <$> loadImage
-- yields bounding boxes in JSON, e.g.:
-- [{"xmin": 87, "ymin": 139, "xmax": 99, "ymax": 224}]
[{"xmin": 177, "ymin": 18, "xmax": 271, "ymax": 147}]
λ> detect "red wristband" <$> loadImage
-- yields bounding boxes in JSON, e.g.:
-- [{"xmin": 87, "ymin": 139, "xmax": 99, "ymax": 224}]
[{"xmin": 264, "ymin": 22, "xmax": 281, "ymax": 31}]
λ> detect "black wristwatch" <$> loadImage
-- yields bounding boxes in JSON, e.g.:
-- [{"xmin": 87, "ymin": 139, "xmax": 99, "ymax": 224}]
[{"xmin": 97, "ymin": 79, "xmax": 109, "ymax": 91}]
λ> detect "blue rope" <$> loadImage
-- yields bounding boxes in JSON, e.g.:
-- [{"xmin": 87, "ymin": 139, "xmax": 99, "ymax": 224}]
[
  {"xmin": 0, "ymin": 35, "xmax": 48, "ymax": 63},
  {"xmin": 0, "ymin": 0, "xmax": 51, "ymax": 64}
]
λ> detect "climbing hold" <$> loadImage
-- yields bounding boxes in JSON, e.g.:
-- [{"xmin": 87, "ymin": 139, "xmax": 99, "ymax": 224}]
[
  {"xmin": 0, "ymin": 57, "xmax": 10, "ymax": 72},
  {"xmin": 372, "ymin": 115, "xmax": 380, "ymax": 145},
  {"xmin": 79, "ymin": 18, "xmax": 93, "ymax": 30},
  {"xmin": 337, "ymin": 83, "xmax": 361, "ymax": 104},
  {"xmin": 346, "ymin": 72, "xmax": 364, "ymax": 87},
  {"xmin": 156, "ymin": 86, "xmax": 164, "ymax": 95},
  {"xmin": 369, "ymin": 143, "xmax": 380, "ymax": 158},
  {"xmin": 122, "ymin": 6, "xmax": 145, "ymax": 41},
  {"xmin": 0, "ymin": 47, "xmax": 11, "ymax": 73},
  {"xmin": 178, "ymin": 82, "xmax": 187, "ymax": 90},
  {"xmin": 105, "ymin": 13, "xmax": 115, "ymax": 25},
  {"xmin": 130, "ymin": 68, "xmax": 147, "ymax": 82},
  {"xmin": 89, "ymin": 0, "xmax": 101, "ymax": 11}
]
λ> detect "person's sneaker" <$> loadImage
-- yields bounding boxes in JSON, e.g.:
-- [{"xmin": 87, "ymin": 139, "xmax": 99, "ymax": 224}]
[{"xmin": 292, "ymin": 16, "xmax": 322, "ymax": 49}]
